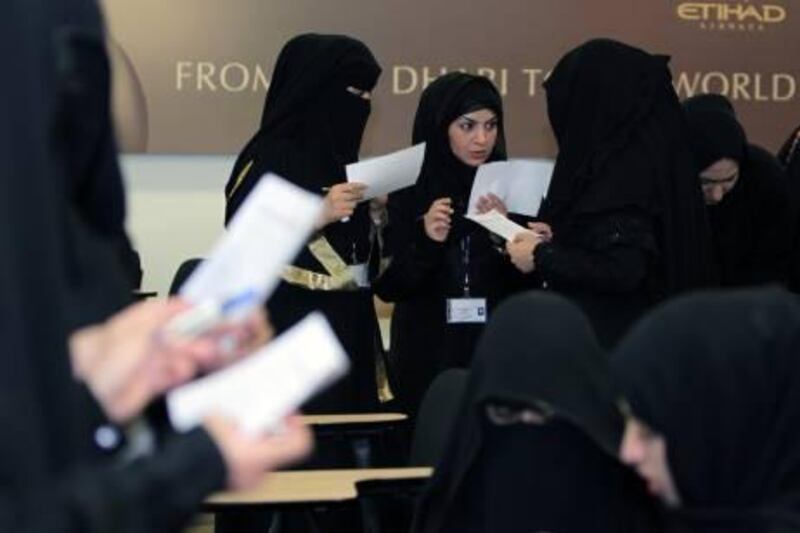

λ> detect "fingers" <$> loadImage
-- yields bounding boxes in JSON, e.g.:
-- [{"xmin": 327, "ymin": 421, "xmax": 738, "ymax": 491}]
[
  {"xmin": 430, "ymin": 210, "xmax": 451, "ymax": 224},
  {"xmin": 527, "ymin": 222, "xmax": 553, "ymax": 239},
  {"xmin": 477, "ymin": 194, "xmax": 505, "ymax": 214},
  {"xmin": 256, "ymin": 416, "xmax": 314, "ymax": 467},
  {"xmin": 331, "ymin": 182, "xmax": 366, "ymax": 202}
]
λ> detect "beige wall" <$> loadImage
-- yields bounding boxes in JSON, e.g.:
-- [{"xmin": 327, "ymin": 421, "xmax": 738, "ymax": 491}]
[{"xmin": 121, "ymin": 154, "xmax": 232, "ymax": 295}]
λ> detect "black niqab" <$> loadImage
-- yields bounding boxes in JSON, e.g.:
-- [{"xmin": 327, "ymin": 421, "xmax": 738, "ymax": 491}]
[
  {"xmin": 612, "ymin": 289, "xmax": 800, "ymax": 531},
  {"xmin": 413, "ymin": 293, "xmax": 658, "ymax": 533},
  {"xmin": 540, "ymin": 39, "xmax": 715, "ymax": 294},
  {"xmin": 224, "ymin": 33, "xmax": 381, "ymax": 220}
]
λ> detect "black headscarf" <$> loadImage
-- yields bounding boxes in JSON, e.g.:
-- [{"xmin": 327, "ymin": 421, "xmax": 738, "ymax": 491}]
[
  {"xmin": 224, "ymin": 33, "xmax": 381, "ymax": 222},
  {"xmin": 413, "ymin": 292, "xmax": 659, "ymax": 533},
  {"xmin": 540, "ymin": 39, "xmax": 715, "ymax": 294},
  {"xmin": 411, "ymin": 73, "xmax": 506, "ymax": 218},
  {"xmin": 612, "ymin": 288, "xmax": 800, "ymax": 532},
  {"xmin": 682, "ymin": 93, "xmax": 748, "ymax": 171}
]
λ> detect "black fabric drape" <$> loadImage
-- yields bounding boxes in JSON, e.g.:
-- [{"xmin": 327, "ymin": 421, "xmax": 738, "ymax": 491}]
[
  {"xmin": 413, "ymin": 293, "xmax": 660, "ymax": 533},
  {"xmin": 531, "ymin": 39, "xmax": 716, "ymax": 347},
  {"xmin": 0, "ymin": 2, "xmax": 226, "ymax": 531},
  {"xmin": 683, "ymin": 94, "xmax": 792, "ymax": 287},
  {"xmin": 612, "ymin": 288, "xmax": 800, "ymax": 532},
  {"xmin": 778, "ymin": 125, "xmax": 800, "ymax": 292},
  {"xmin": 52, "ymin": 0, "xmax": 140, "ymax": 330}
]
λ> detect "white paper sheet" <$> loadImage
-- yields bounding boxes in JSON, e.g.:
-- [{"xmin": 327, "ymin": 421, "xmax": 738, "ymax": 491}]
[
  {"xmin": 467, "ymin": 159, "xmax": 554, "ymax": 217},
  {"xmin": 167, "ymin": 312, "xmax": 350, "ymax": 435},
  {"xmin": 179, "ymin": 174, "xmax": 323, "ymax": 310},
  {"xmin": 466, "ymin": 209, "xmax": 532, "ymax": 242},
  {"xmin": 346, "ymin": 143, "xmax": 426, "ymax": 200}
]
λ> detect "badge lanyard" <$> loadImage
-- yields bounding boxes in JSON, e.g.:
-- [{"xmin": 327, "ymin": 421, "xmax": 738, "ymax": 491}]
[{"xmin": 461, "ymin": 235, "xmax": 471, "ymax": 297}]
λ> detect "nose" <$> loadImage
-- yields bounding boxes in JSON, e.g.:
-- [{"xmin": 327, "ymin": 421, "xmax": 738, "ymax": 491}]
[
  {"xmin": 710, "ymin": 185, "xmax": 725, "ymax": 204},
  {"xmin": 474, "ymin": 126, "xmax": 488, "ymax": 145}
]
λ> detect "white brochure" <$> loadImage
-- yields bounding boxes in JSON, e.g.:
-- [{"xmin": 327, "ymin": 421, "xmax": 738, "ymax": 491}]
[
  {"xmin": 467, "ymin": 159, "xmax": 554, "ymax": 217},
  {"xmin": 167, "ymin": 312, "xmax": 350, "ymax": 435},
  {"xmin": 178, "ymin": 173, "xmax": 323, "ymax": 312},
  {"xmin": 346, "ymin": 143, "xmax": 426, "ymax": 200},
  {"xmin": 466, "ymin": 209, "xmax": 533, "ymax": 242}
]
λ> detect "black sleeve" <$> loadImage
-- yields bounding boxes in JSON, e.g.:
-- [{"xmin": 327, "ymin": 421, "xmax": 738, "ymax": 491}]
[
  {"xmin": 534, "ymin": 213, "xmax": 656, "ymax": 294},
  {"xmin": 373, "ymin": 191, "xmax": 446, "ymax": 302},
  {"xmin": 2, "ymin": 429, "xmax": 226, "ymax": 533}
]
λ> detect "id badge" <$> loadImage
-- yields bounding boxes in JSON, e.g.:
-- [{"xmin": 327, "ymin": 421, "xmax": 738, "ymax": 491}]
[
  {"xmin": 349, "ymin": 264, "xmax": 370, "ymax": 288},
  {"xmin": 446, "ymin": 298, "xmax": 487, "ymax": 324}
]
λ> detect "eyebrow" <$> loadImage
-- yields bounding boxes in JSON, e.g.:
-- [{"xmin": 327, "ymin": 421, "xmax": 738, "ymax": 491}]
[
  {"xmin": 700, "ymin": 173, "xmax": 738, "ymax": 184},
  {"xmin": 457, "ymin": 115, "xmax": 498, "ymax": 125}
]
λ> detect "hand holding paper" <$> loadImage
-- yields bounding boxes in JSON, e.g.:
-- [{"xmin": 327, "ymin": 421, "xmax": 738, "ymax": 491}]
[
  {"xmin": 167, "ymin": 312, "xmax": 350, "ymax": 435},
  {"xmin": 467, "ymin": 159, "xmax": 554, "ymax": 217},
  {"xmin": 466, "ymin": 209, "xmax": 533, "ymax": 242},
  {"xmin": 346, "ymin": 143, "xmax": 426, "ymax": 200},
  {"xmin": 166, "ymin": 174, "xmax": 323, "ymax": 339},
  {"xmin": 319, "ymin": 182, "xmax": 366, "ymax": 226}
]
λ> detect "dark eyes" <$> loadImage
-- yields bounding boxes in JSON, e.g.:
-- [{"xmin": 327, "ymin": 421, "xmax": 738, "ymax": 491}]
[{"xmin": 458, "ymin": 120, "xmax": 498, "ymax": 132}]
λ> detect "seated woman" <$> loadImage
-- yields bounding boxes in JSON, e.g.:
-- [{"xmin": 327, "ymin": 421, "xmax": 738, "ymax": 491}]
[
  {"xmin": 506, "ymin": 39, "xmax": 716, "ymax": 348},
  {"xmin": 683, "ymin": 94, "xmax": 792, "ymax": 288},
  {"xmin": 374, "ymin": 73, "xmax": 525, "ymax": 416},
  {"xmin": 613, "ymin": 288, "xmax": 800, "ymax": 532},
  {"xmin": 412, "ymin": 293, "xmax": 659, "ymax": 533}
]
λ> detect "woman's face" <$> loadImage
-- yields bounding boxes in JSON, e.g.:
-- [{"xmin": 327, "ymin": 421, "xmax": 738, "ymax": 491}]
[
  {"xmin": 700, "ymin": 157, "xmax": 739, "ymax": 205},
  {"xmin": 448, "ymin": 108, "xmax": 498, "ymax": 167},
  {"xmin": 619, "ymin": 416, "xmax": 681, "ymax": 507}
]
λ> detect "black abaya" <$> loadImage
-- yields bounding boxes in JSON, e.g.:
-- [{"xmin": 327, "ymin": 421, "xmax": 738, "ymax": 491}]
[
  {"xmin": 224, "ymin": 34, "xmax": 383, "ymax": 413},
  {"xmin": 533, "ymin": 39, "xmax": 716, "ymax": 348},
  {"xmin": 374, "ymin": 74, "xmax": 525, "ymax": 419},
  {"xmin": 0, "ymin": 2, "xmax": 226, "ymax": 531}
]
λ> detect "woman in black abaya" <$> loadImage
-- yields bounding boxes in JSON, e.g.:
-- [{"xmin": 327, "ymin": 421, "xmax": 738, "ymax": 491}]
[
  {"xmin": 507, "ymin": 39, "xmax": 716, "ymax": 348},
  {"xmin": 683, "ymin": 93, "xmax": 792, "ymax": 288},
  {"xmin": 374, "ymin": 73, "xmax": 524, "ymax": 417},
  {"xmin": 412, "ymin": 293, "xmax": 659, "ymax": 533},
  {"xmin": 614, "ymin": 289, "xmax": 800, "ymax": 532},
  {"xmin": 0, "ymin": 3, "xmax": 312, "ymax": 531},
  {"xmin": 225, "ymin": 34, "xmax": 384, "ymax": 413}
]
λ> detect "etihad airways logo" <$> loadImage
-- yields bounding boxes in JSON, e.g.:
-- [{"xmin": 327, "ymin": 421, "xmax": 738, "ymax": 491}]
[{"xmin": 676, "ymin": 2, "xmax": 787, "ymax": 32}]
